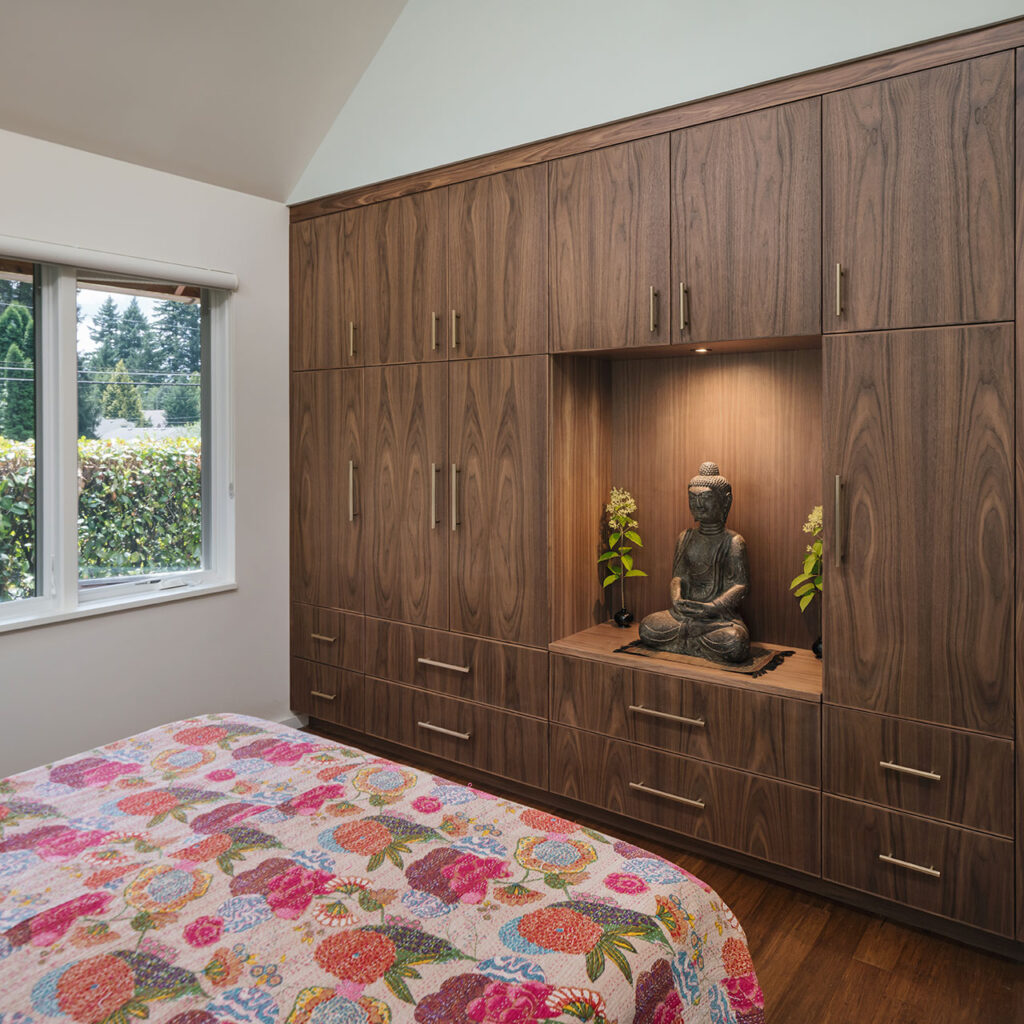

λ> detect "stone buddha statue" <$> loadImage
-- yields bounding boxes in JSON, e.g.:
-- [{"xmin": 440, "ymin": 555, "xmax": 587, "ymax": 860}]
[{"xmin": 638, "ymin": 462, "xmax": 750, "ymax": 663}]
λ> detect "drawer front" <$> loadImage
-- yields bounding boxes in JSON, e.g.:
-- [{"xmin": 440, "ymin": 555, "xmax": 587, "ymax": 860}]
[
  {"xmin": 365, "ymin": 618, "xmax": 548, "ymax": 718},
  {"xmin": 290, "ymin": 657, "xmax": 364, "ymax": 731},
  {"xmin": 823, "ymin": 796, "xmax": 1014, "ymax": 936},
  {"xmin": 824, "ymin": 706, "xmax": 1013, "ymax": 836},
  {"xmin": 550, "ymin": 655, "xmax": 820, "ymax": 785},
  {"xmin": 291, "ymin": 603, "xmax": 364, "ymax": 672},
  {"xmin": 549, "ymin": 725, "xmax": 820, "ymax": 875},
  {"xmin": 365, "ymin": 677, "xmax": 548, "ymax": 789}
]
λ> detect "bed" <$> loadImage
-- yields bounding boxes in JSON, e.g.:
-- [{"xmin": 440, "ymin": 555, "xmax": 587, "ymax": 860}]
[{"xmin": 0, "ymin": 713, "xmax": 764, "ymax": 1024}]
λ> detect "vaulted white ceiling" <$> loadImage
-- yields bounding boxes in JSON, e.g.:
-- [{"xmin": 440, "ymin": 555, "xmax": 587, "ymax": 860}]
[{"xmin": 0, "ymin": 0, "xmax": 406, "ymax": 201}]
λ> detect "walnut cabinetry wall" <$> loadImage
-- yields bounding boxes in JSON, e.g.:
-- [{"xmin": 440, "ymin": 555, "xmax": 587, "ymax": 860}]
[{"xmin": 290, "ymin": 23, "xmax": 1024, "ymax": 951}]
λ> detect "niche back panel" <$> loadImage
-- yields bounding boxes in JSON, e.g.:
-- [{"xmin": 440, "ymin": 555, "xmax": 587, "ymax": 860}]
[{"xmin": 610, "ymin": 349, "xmax": 823, "ymax": 648}]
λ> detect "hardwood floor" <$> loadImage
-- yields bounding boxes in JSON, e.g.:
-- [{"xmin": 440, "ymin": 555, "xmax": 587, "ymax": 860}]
[{"xmin": 305, "ymin": 724, "xmax": 1023, "ymax": 1023}]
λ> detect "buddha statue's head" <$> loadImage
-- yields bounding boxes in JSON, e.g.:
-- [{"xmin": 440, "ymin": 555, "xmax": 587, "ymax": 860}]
[{"xmin": 688, "ymin": 461, "xmax": 732, "ymax": 528}]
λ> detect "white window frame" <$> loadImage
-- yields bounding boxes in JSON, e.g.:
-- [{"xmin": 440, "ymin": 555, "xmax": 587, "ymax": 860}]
[{"xmin": 0, "ymin": 262, "xmax": 235, "ymax": 632}]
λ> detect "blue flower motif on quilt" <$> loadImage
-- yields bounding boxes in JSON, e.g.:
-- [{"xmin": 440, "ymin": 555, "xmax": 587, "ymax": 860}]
[
  {"xmin": 401, "ymin": 889, "xmax": 453, "ymax": 918},
  {"xmin": 709, "ymin": 983, "xmax": 738, "ymax": 1024},
  {"xmin": 30, "ymin": 964, "xmax": 69, "ymax": 1016},
  {"xmin": 619, "ymin": 856, "xmax": 684, "ymax": 884},
  {"xmin": 291, "ymin": 848, "xmax": 336, "ymax": 873},
  {"xmin": 217, "ymin": 895, "xmax": 273, "ymax": 933},
  {"xmin": 309, "ymin": 996, "xmax": 370, "ymax": 1024},
  {"xmin": 206, "ymin": 986, "xmax": 280, "ymax": 1023},
  {"xmin": 232, "ymin": 759, "xmax": 267, "ymax": 776},
  {"xmin": 254, "ymin": 808, "xmax": 290, "ymax": 824},
  {"xmin": 0, "ymin": 851, "xmax": 39, "ymax": 880},
  {"xmin": 27, "ymin": 782, "xmax": 76, "ymax": 799},
  {"xmin": 65, "ymin": 815, "xmax": 118, "ymax": 831},
  {"xmin": 0, "ymin": 1013, "xmax": 37, "ymax": 1024},
  {"xmin": 498, "ymin": 918, "xmax": 549, "ymax": 955},
  {"xmin": 452, "ymin": 835, "xmax": 507, "ymax": 858},
  {"xmin": 478, "ymin": 955, "xmax": 547, "ymax": 984},
  {"xmin": 0, "ymin": 935, "xmax": 13, "ymax": 962},
  {"xmin": 429, "ymin": 784, "xmax": 476, "ymax": 806},
  {"xmin": 672, "ymin": 949, "xmax": 703, "ymax": 1007},
  {"xmin": 97, "ymin": 800, "xmax": 128, "ymax": 818}
]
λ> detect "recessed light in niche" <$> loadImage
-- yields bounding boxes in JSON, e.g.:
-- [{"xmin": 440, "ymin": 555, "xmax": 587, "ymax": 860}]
[{"xmin": 693, "ymin": 347, "xmax": 710, "ymax": 354}]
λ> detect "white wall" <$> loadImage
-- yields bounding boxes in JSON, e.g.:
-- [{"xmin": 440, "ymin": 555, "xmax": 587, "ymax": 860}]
[
  {"xmin": 291, "ymin": 0, "xmax": 1024, "ymax": 203},
  {"xmin": 0, "ymin": 129, "xmax": 289, "ymax": 775}
]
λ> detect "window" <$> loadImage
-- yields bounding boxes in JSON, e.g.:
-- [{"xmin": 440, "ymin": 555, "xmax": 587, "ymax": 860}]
[{"xmin": 0, "ymin": 258, "xmax": 233, "ymax": 629}]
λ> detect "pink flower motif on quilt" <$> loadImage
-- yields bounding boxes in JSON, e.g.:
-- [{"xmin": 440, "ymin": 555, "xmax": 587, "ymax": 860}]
[
  {"xmin": 265, "ymin": 865, "xmax": 334, "ymax": 919},
  {"xmin": 441, "ymin": 854, "xmax": 511, "ymax": 905},
  {"xmin": 232, "ymin": 737, "xmax": 316, "ymax": 766},
  {"xmin": 49, "ymin": 757, "xmax": 136, "ymax": 789},
  {"xmin": 5, "ymin": 892, "xmax": 113, "ymax": 947},
  {"xmin": 35, "ymin": 827, "xmax": 110, "ymax": 862},
  {"xmin": 722, "ymin": 972, "xmax": 765, "ymax": 1015},
  {"xmin": 183, "ymin": 915, "xmax": 225, "ymax": 947},
  {"xmin": 652, "ymin": 991, "xmax": 686, "ymax": 1024},
  {"xmin": 278, "ymin": 783, "xmax": 345, "ymax": 816},
  {"xmin": 466, "ymin": 980, "xmax": 559, "ymax": 1023},
  {"xmin": 411, "ymin": 796, "xmax": 443, "ymax": 814},
  {"xmin": 205, "ymin": 769, "xmax": 236, "ymax": 782},
  {"xmin": 603, "ymin": 872, "xmax": 649, "ymax": 895}
]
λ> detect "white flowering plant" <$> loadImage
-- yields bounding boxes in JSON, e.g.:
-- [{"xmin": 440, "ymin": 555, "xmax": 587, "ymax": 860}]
[
  {"xmin": 789, "ymin": 504, "xmax": 823, "ymax": 612},
  {"xmin": 599, "ymin": 487, "xmax": 647, "ymax": 609}
]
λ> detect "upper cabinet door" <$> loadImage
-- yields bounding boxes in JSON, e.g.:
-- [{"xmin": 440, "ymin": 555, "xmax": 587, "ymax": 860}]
[
  {"xmin": 290, "ymin": 369, "xmax": 363, "ymax": 611},
  {"xmin": 448, "ymin": 166, "xmax": 548, "ymax": 358},
  {"xmin": 672, "ymin": 99, "xmax": 821, "ymax": 343},
  {"xmin": 550, "ymin": 137, "xmax": 670, "ymax": 351},
  {"xmin": 290, "ymin": 215, "xmax": 344, "ymax": 370},
  {"xmin": 823, "ymin": 53, "xmax": 1013, "ymax": 333},
  {"xmin": 449, "ymin": 356, "xmax": 548, "ymax": 647},
  {"xmin": 823, "ymin": 325, "xmax": 1013, "ymax": 737},
  {"xmin": 364, "ymin": 363, "xmax": 449, "ymax": 628},
  {"xmin": 361, "ymin": 191, "xmax": 447, "ymax": 364}
]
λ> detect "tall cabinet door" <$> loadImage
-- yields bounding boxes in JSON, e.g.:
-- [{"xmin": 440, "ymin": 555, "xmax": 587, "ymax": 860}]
[
  {"xmin": 361, "ymin": 191, "xmax": 447, "ymax": 364},
  {"xmin": 823, "ymin": 53, "xmax": 1013, "ymax": 333},
  {"xmin": 550, "ymin": 136, "xmax": 670, "ymax": 351},
  {"xmin": 823, "ymin": 325, "xmax": 1013, "ymax": 736},
  {"xmin": 290, "ymin": 215, "xmax": 344, "ymax": 370},
  {"xmin": 448, "ymin": 165, "xmax": 548, "ymax": 358},
  {"xmin": 671, "ymin": 98, "xmax": 821, "ymax": 343},
  {"xmin": 449, "ymin": 356, "xmax": 548, "ymax": 647},
  {"xmin": 290, "ymin": 369, "xmax": 363, "ymax": 610},
  {"xmin": 364, "ymin": 363, "xmax": 448, "ymax": 628}
]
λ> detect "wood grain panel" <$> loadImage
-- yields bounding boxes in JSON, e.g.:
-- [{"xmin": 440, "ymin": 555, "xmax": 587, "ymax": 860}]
[
  {"xmin": 290, "ymin": 658, "xmax": 364, "ymax": 732},
  {"xmin": 290, "ymin": 215, "xmax": 344, "ymax": 370},
  {"xmin": 823, "ymin": 53, "xmax": 1013, "ymax": 332},
  {"xmin": 291, "ymin": 19, "xmax": 1024, "ymax": 222},
  {"xmin": 632, "ymin": 670, "xmax": 820, "ymax": 786},
  {"xmin": 549, "ymin": 137, "xmax": 670, "ymax": 351},
  {"xmin": 364, "ymin": 364, "xmax": 448, "ymax": 627},
  {"xmin": 548, "ymin": 356, "xmax": 612, "ymax": 639},
  {"xmin": 824, "ymin": 706, "xmax": 1013, "ymax": 836},
  {"xmin": 290, "ymin": 369, "xmax": 363, "ymax": 611},
  {"xmin": 823, "ymin": 326, "xmax": 1014, "ymax": 735},
  {"xmin": 360, "ymin": 191, "xmax": 447, "ymax": 364},
  {"xmin": 290, "ymin": 604, "xmax": 364, "ymax": 673},
  {"xmin": 609, "ymin": 348, "xmax": 823, "ymax": 647},
  {"xmin": 365, "ymin": 676, "xmax": 548, "ymax": 788},
  {"xmin": 549, "ymin": 654, "xmax": 633, "ymax": 737},
  {"xmin": 549, "ymin": 725, "xmax": 820, "ymax": 874},
  {"xmin": 448, "ymin": 166, "xmax": 547, "ymax": 357},
  {"xmin": 672, "ymin": 98, "xmax": 821, "ymax": 342},
  {"xmin": 1015, "ymin": 44, "xmax": 1024, "ymax": 942},
  {"xmin": 364, "ymin": 618, "xmax": 548, "ymax": 718},
  {"xmin": 823, "ymin": 796, "xmax": 1014, "ymax": 937},
  {"xmin": 449, "ymin": 356, "xmax": 547, "ymax": 645}
]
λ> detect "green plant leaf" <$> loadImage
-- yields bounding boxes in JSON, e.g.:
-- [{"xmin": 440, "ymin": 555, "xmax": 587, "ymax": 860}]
[
  {"xmin": 602, "ymin": 573, "xmax": 619, "ymax": 588},
  {"xmin": 799, "ymin": 592, "xmax": 815, "ymax": 612},
  {"xmin": 621, "ymin": 553, "xmax": 633, "ymax": 571},
  {"xmin": 793, "ymin": 582, "xmax": 815, "ymax": 597},
  {"xmin": 803, "ymin": 553, "xmax": 817, "ymax": 574},
  {"xmin": 625, "ymin": 531, "xmax": 642, "ymax": 546},
  {"xmin": 625, "ymin": 569, "xmax": 646, "ymax": 577},
  {"xmin": 814, "ymin": 575, "xmax": 823, "ymax": 588},
  {"xmin": 597, "ymin": 551, "xmax": 617, "ymax": 562},
  {"xmin": 789, "ymin": 573, "xmax": 810, "ymax": 589},
  {"xmin": 608, "ymin": 531, "xmax": 621, "ymax": 547}
]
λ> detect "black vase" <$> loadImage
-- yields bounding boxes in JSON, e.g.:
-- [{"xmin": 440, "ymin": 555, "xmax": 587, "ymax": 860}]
[
  {"xmin": 812, "ymin": 636, "xmax": 822, "ymax": 659},
  {"xmin": 613, "ymin": 608, "xmax": 634, "ymax": 628}
]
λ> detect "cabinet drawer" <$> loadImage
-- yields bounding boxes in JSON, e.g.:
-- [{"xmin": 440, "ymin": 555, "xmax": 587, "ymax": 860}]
[
  {"xmin": 550, "ymin": 655, "xmax": 819, "ymax": 785},
  {"xmin": 290, "ymin": 658, "xmax": 364, "ymax": 732},
  {"xmin": 365, "ymin": 618, "xmax": 548, "ymax": 718},
  {"xmin": 824, "ymin": 706, "xmax": 1013, "ymax": 836},
  {"xmin": 549, "ymin": 725, "xmax": 820, "ymax": 875},
  {"xmin": 365, "ymin": 677, "xmax": 548, "ymax": 789},
  {"xmin": 823, "ymin": 796, "xmax": 1013, "ymax": 936},
  {"xmin": 291, "ymin": 603, "xmax": 364, "ymax": 672}
]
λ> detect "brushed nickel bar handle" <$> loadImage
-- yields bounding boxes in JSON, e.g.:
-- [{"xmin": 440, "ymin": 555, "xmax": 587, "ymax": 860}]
[
  {"xmin": 418, "ymin": 721, "xmax": 471, "ymax": 741},
  {"xmin": 679, "ymin": 282, "xmax": 689, "ymax": 331},
  {"xmin": 835, "ymin": 263, "xmax": 843, "ymax": 318},
  {"xmin": 311, "ymin": 633, "xmax": 336, "ymax": 644},
  {"xmin": 451, "ymin": 309, "xmax": 459, "ymax": 349},
  {"xmin": 880, "ymin": 760, "xmax": 941, "ymax": 782},
  {"xmin": 348, "ymin": 321, "xmax": 356, "ymax": 358},
  {"xmin": 310, "ymin": 690, "xmax": 336, "ymax": 700},
  {"xmin": 431, "ymin": 312, "xmax": 439, "ymax": 350},
  {"xmin": 649, "ymin": 286, "xmax": 659, "ymax": 333},
  {"xmin": 879, "ymin": 853, "xmax": 941, "ymax": 879},
  {"xmin": 834, "ymin": 474, "xmax": 843, "ymax": 569},
  {"xmin": 451, "ymin": 463, "xmax": 459, "ymax": 532},
  {"xmin": 348, "ymin": 460, "xmax": 355, "ymax": 522},
  {"xmin": 417, "ymin": 657, "xmax": 471, "ymax": 674},
  {"xmin": 430, "ymin": 462, "xmax": 438, "ymax": 529},
  {"xmin": 629, "ymin": 781, "xmax": 705, "ymax": 810},
  {"xmin": 629, "ymin": 704, "xmax": 705, "ymax": 728}
]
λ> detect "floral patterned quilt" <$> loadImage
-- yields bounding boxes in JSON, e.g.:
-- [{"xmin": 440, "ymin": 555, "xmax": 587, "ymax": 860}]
[{"xmin": 0, "ymin": 713, "xmax": 764, "ymax": 1024}]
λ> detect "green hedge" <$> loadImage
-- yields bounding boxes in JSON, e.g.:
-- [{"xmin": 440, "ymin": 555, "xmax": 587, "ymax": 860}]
[{"xmin": 1, "ymin": 436, "xmax": 201, "ymax": 601}]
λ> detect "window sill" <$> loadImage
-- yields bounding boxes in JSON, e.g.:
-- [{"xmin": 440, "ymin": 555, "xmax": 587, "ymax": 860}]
[{"xmin": 0, "ymin": 579, "xmax": 237, "ymax": 635}]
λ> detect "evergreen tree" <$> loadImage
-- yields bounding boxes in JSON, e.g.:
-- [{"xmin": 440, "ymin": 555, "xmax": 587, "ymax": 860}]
[
  {"xmin": 0, "ymin": 277, "xmax": 34, "ymax": 314},
  {"xmin": 77, "ymin": 352, "xmax": 102, "ymax": 439},
  {"xmin": 88, "ymin": 296, "xmax": 121, "ymax": 369},
  {"xmin": 0, "ymin": 303, "xmax": 32, "ymax": 356},
  {"xmin": 2, "ymin": 342, "xmax": 34, "ymax": 441},
  {"xmin": 160, "ymin": 375, "xmax": 201, "ymax": 425},
  {"xmin": 101, "ymin": 360, "xmax": 143, "ymax": 424},
  {"xmin": 116, "ymin": 297, "xmax": 157, "ymax": 371},
  {"xmin": 152, "ymin": 299, "xmax": 200, "ymax": 373}
]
